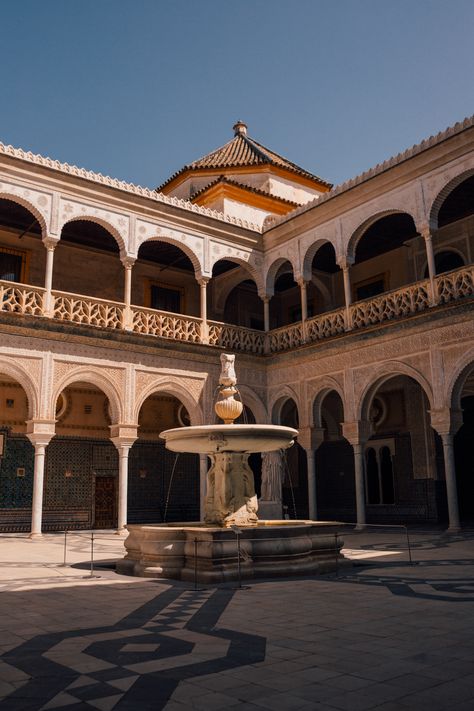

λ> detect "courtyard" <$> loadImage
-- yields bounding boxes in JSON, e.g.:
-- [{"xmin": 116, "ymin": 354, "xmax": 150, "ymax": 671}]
[{"xmin": 0, "ymin": 528, "xmax": 473, "ymax": 710}]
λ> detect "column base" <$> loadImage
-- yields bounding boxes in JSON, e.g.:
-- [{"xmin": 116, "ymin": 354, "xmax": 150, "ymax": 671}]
[
  {"xmin": 354, "ymin": 524, "xmax": 366, "ymax": 532},
  {"xmin": 115, "ymin": 528, "xmax": 128, "ymax": 536},
  {"xmin": 447, "ymin": 526, "xmax": 461, "ymax": 534},
  {"xmin": 28, "ymin": 532, "xmax": 43, "ymax": 539}
]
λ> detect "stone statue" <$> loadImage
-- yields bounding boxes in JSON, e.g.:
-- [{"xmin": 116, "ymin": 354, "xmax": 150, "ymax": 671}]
[
  {"xmin": 219, "ymin": 353, "xmax": 237, "ymax": 386},
  {"xmin": 261, "ymin": 449, "xmax": 285, "ymax": 503}
]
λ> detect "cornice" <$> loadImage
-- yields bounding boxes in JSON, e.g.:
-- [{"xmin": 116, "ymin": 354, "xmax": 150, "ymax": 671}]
[
  {"xmin": 264, "ymin": 114, "xmax": 474, "ymax": 232},
  {"xmin": 0, "ymin": 141, "xmax": 261, "ymax": 233}
]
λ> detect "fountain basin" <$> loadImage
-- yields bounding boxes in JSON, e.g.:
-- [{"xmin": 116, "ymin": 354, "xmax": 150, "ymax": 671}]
[
  {"xmin": 160, "ymin": 424, "xmax": 298, "ymax": 454},
  {"xmin": 116, "ymin": 521, "xmax": 348, "ymax": 583}
]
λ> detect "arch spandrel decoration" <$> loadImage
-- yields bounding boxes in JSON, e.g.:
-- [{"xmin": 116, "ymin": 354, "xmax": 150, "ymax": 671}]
[
  {"xmin": 427, "ymin": 167, "xmax": 474, "ymax": 230},
  {"xmin": 134, "ymin": 378, "xmax": 204, "ymax": 427},
  {"xmin": 310, "ymin": 377, "xmax": 346, "ymax": 428},
  {"xmin": 0, "ymin": 359, "xmax": 40, "ymax": 420},
  {"xmin": 0, "ymin": 182, "xmax": 51, "ymax": 239},
  {"xmin": 264, "ymin": 256, "xmax": 298, "ymax": 295},
  {"xmin": 58, "ymin": 200, "xmax": 129, "ymax": 255},
  {"xmin": 51, "ymin": 366, "xmax": 123, "ymax": 425},
  {"xmin": 445, "ymin": 348, "xmax": 474, "ymax": 411},
  {"xmin": 210, "ymin": 252, "xmax": 264, "ymax": 293},
  {"xmin": 301, "ymin": 237, "xmax": 337, "ymax": 282},
  {"xmin": 136, "ymin": 219, "xmax": 205, "ymax": 278},
  {"xmin": 356, "ymin": 360, "xmax": 434, "ymax": 423}
]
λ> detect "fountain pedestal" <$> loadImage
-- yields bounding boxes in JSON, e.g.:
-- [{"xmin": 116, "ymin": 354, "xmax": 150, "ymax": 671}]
[{"xmin": 205, "ymin": 452, "xmax": 258, "ymax": 526}]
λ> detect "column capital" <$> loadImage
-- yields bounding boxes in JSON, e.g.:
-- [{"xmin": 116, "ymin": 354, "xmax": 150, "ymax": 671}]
[
  {"xmin": 298, "ymin": 426, "xmax": 325, "ymax": 450},
  {"xmin": 110, "ymin": 424, "xmax": 138, "ymax": 449},
  {"xmin": 26, "ymin": 419, "xmax": 56, "ymax": 447},
  {"xmin": 258, "ymin": 291, "xmax": 272, "ymax": 302},
  {"xmin": 121, "ymin": 255, "xmax": 136, "ymax": 269},
  {"xmin": 198, "ymin": 276, "xmax": 210, "ymax": 287},
  {"xmin": 429, "ymin": 408, "xmax": 463, "ymax": 437},
  {"xmin": 43, "ymin": 236, "xmax": 59, "ymax": 251},
  {"xmin": 337, "ymin": 256, "xmax": 354, "ymax": 270},
  {"xmin": 342, "ymin": 420, "xmax": 371, "ymax": 446}
]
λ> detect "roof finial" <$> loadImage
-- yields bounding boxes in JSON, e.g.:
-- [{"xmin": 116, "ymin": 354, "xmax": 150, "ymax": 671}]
[{"xmin": 233, "ymin": 120, "xmax": 248, "ymax": 137}]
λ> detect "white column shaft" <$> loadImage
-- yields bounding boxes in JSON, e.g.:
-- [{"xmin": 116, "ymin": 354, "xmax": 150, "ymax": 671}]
[
  {"xmin": 263, "ymin": 298, "xmax": 270, "ymax": 332},
  {"xmin": 44, "ymin": 246, "xmax": 55, "ymax": 316},
  {"xmin": 424, "ymin": 233, "xmax": 438, "ymax": 304},
  {"xmin": 306, "ymin": 449, "xmax": 317, "ymax": 520},
  {"xmin": 353, "ymin": 443, "xmax": 366, "ymax": 529},
  {"xmin": 124, "ymin": 265, "xmax": 133, "ymax": 307},
  {"xmin": 200, "ymin": 280, "xmax": 208, "ymax": 343},
  {"xmin": 441, "ymin": 434, "xmax": 461, "ymax": 531},
  {"xmin": 343, "ymin": 266, "xmax": 352, "ymax": 307},
  {"xmin": 300, "ymin": 282, "xmax": 308, "ymax": 322},
  {"xmin": 117, "ymin": 446, "xmax": 130, "ymax": 531},
  {"xmin": 31, "ymin": 444, "xmax": 46, "ymax": 536}
]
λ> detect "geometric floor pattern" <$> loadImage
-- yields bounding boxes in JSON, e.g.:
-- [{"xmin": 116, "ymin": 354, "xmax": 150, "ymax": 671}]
[{"xmin": 1, "ymin": 588, "xmax": 266, "ymax": 710}]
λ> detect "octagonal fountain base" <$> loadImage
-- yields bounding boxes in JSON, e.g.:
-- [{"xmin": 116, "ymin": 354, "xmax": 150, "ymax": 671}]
[{"xmin": 116, "ymin": 520, "xmax": 349, "ymax": 584}]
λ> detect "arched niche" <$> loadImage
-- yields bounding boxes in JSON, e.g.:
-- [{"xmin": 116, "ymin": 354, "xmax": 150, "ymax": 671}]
[
  {"xmin": 452, "ymin": 362, "xmax": 474, "ymax": 521},
  {"xmin": 430, "ymin": 174, "xmax": 474, "ymax": 275},
  {"xmin": 55, "ymin": 219, "xmax": 123, "ymax": 301},
  {"xmin": 271, "ymin": 396, "xmax": 307, "ymax": 519},
  {"xmin": 0, "ymin": 198, "xmax": 47, "ymax": 288},
  {"xmin": 211, "ymin": 259, "xmax": 262, "ymax": 328},
  {"xmin": 423, "ymin": 249, "xmax": 465, "ymax": 277},
  {"xmin": 134, "ymin": 239, "xmax": 199, "ymax": 316},
  {"xmin": 306, "ymin": 241, "xmax": 344, "ymax": 315},
  {"xmin": 129, "ymin": 391, "xmax": 199, "ymax": 524},
  {"xmin": 349, "ymin": 212, "xmax": 419, "ymax": 301},
  {"xmin": 269, "ymin": 261, "xmax": 300, "ymax": 329},
  {"xmin": 430, "ymin": 171, "xmax": 474, "ymax": 230}
]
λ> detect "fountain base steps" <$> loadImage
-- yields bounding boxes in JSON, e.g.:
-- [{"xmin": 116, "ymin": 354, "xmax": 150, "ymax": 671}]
[{"xmin": 116, "ymin": 521, "xmax": 350, "ymax": 583}]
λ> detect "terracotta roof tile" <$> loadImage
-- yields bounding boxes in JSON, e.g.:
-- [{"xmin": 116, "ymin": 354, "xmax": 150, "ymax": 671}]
[{"xmin": 157, "ymin": 127, "xmax": 332, "ymax": 191}]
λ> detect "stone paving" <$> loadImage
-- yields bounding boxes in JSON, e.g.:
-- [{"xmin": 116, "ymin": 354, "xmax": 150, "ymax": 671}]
[{"xmin": 0, "ymin": 527, "xmax": 474, "ymax": 710}]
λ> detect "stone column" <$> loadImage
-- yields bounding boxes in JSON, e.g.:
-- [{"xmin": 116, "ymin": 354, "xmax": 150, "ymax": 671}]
[
  {"xmin": 342, "ymin": 421, "xmax": 371, "ymax": 530},
  {"xmin": 122, "ymin": 257, "xmax": 135, "ymax": 330},
  {"xmin": 430, "ymin": 408, "xmax": 463, "ymax": 533},
  {"xmin": 111, "ymin": 426, "xmax": 138, "ymax": 534},
  {"xmin": 26, "ymin": 421, "xmax": 55, "ymax": 538},
  {"xmin": 306, "ymin": 449, "xmax": 317, "ymax": 520},
  {"xmin": 199, "ymin": 278, "xmax": 209, "ymax": 344},
  {"xmin": 43, "ymin": 238, "xmax": 58, "ymax": 317},
  {"xmin": 298, "ymin": 278, "xmax": 308, "ymax": 342},
  {"xmin": 421, "ymin": 227, "xmax": 438, "ymax": 305},
  {"xmin": 199, "ymin": 454, "xmax": 208, "ymax": 521},
  {"xmin": 338, "ymin": 257, "xmax": 353, "ymax": 330},
  {"xmin": 441, "ymin": 434, "xmax": 461, "ymax": 532},
  {"xmin": 263, "ymin": 296, "xmax": 270, "ymax": 332}
]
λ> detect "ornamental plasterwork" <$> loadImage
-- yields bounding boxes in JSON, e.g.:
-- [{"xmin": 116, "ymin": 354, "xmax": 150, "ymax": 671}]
[
  {"xmin": 133, "ymin": 370, "xmax": 205, "ymax": 424},
  {"xmin": 263, "ymin": 243, "xmax": 300, "ymax": 290},
  {"xmin": 424, "ymin": 157, "xmax": 474, "ymax": 228},
  {"xmin": 50, "ymin": 360, "xmax": 124, "ymax": 422},
  {"xmin": 135, "ymin": 218, "xmax": 205, "ymax": 273},
  {"xmin": 209, "ymin": 241, "xmax": 263, "ymax": 278},
  {"xmin": 0, "ymin": 177, "xmax": 51, "ymax": 235},
  {"xmin": 58, "ymin": 198, "xmax": 129, "ymax": 250},
  {"xmin": 0, "ymin": 353, "xmax": 42, "ymax": 419}
]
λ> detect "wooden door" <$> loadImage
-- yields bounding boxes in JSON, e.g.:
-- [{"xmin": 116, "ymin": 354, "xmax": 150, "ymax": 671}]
[{"xmin": 94, "ymin": 476, "xmax": 117, "ymax": 529}]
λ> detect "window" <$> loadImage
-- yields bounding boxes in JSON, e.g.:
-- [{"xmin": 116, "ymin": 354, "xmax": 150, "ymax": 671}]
[
  {"xmin": 365, "ymin": 440, "xmax": 395, "ymax": 505},
  {"xmin": 149, "ymin": 284, "xmax": 183, "ymax": 314},
  {"xmin": 0, "ymin": 247, "xmax": 27, "ymax": 283}
]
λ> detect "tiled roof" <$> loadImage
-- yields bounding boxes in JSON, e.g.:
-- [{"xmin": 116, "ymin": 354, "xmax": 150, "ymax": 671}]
[
  {"xmin": 157, "ymin": 123, "xmax": 332, "ymax": 191},
  {"xmin": 190, "ymin": 175, "xmax": 300, "ymax": 207}
]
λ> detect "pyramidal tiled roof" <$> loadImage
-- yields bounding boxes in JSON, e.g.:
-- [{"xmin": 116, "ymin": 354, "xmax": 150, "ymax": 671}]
[{"xmin": 157, "ymin": 121, "xmax": 332, "ymax": 191}]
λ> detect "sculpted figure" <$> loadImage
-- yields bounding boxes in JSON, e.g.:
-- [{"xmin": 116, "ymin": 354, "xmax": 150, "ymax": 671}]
[
  {"xmin": 219, "ymin": 353, "xmax": 237, "ymax": 387},
  {"xmin": 261, "ymin": 449, "xmax": 285, "ymax": 502}
]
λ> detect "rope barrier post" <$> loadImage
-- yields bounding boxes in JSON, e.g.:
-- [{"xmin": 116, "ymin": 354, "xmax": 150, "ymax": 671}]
[
  {"xmin": 194, "ymin": 537, "xmax": 198, "ymax": 591},
  {"xmin": 61, "ymin": 529, "xmax": 67, "ymax": 567},
  {"xmin": 405, "ymin": 526, "xmax": 413, "ymax": 565},
  {"xmin": 83, "ymin": 530, "xmax": 100, "ymax": 579},
  {"xmin": 335, "ymin": 532, "xmax": 339, "ymax": 577},
  {"xmin": 229, "ymin": 525, "xmax": 249, "ymax": 590}
]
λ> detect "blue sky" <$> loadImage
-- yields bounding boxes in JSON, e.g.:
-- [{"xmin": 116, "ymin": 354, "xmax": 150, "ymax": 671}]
[{"xmin": 1, "ymin": 0, "xmax": 473, "ymax": 189}]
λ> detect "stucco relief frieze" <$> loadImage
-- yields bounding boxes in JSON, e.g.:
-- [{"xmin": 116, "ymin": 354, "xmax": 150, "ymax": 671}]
[
  {"xmin": 51, "ymin": 360, "xmax": 124, "ymax": 423},
  {"xmin": 58, "ymin": 198, "xmax": 130, "ymax": 253},
  {"xmin": 209, "ymin": 241, "xmax": 263, "ymax": 286},
  {"xmin": 0, "ymin": 177, "xmax": 51, "ymax": 236},
  {"xmin": 264, "ymin": 242, "xmax": 300, "ymax": 291},
  {"xmin": 0, "ymin": 353, "xmax": 42, "ymax": 419},
  {"xmin": 133, "ymin": 369, "xmax": 205, "ymax": 425}
]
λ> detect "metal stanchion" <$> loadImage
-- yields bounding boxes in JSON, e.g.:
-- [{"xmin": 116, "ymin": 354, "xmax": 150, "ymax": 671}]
[
  {"xmin": 194, "ymin": 537, "xmax": 198, "ymax": 591},
  {"xmin": 61, "ymin": 529, "xmax": 68, "ymax": 567},
  {"xmin": 83, "ymin": 530, "xmax": 100, "ymax": 579},
  {"xmin": 334, "ymin": 532, "xmax": 339, "ymax": 577},
  {"xmin": 405, "ymin": 526, "xmax": 414, "ymax": 565},
  {"xmin": 229, "ymin": 525, "xmax": 250, "ymax": 590}
]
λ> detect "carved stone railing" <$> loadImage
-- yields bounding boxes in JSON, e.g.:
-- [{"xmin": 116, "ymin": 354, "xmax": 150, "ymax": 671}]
[
  {"xmin": 132, "ymin": 306, "xmax": 202, "ymax": 343},
  {"xmin": 349, "ymin": 279, "xmax": 432, "ymax": 330},
  {"xmin": 53, "ymin": 290, "xmax": 124, "ymax": 329},
  {"xmin": 208, "ymin": 321, "xmax": 265, "ymax": 354},
  {"xmin": 0, "ymin": 280, "xmax": 45, "ymax": 316},
  {"xmin": 436, "ymin": 265, "xmax": 474, "ymax": 304},
  {"xmin": 268, "ymin": 322, "xmax": 304, "ymax": 353},
  {"xmin": 306, "ymin": 308, "xmax": 346, "ymax": 341}
]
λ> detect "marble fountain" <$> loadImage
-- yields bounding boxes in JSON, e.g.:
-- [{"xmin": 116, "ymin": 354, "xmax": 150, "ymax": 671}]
[{"xmin": 117, "ymin": 354, "xmax": 345, "ymax": 583}]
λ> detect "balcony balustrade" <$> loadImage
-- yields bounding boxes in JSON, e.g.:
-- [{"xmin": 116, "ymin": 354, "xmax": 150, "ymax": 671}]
[{"xmin": 0, "ymin": 264, "xmax": 472, "ymax": 355}]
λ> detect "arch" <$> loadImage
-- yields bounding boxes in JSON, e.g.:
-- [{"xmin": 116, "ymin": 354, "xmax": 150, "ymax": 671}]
[
  {"xmin": 346, "ymin": 209, "xmax": 418, "ymax": 263},
  {"xmin": 211, "ymin": 256, "xmax": 261, "ymax": 288},
  {"xmin": 236, "ymin": 385, "xmax": 269, "ymax": 424},
  {"xmin": 357, "ymin": 361, "xmax": 434, "ymax": 422},
  {"xmin": 0, "ymin": 359, "xmax": 38, "ymax": 419},
  {"xmin": 312, "ymin": 378, "xmax": 346, "ymax": 428},
  {"xmin": 429, "ymin": 168, "xmax": 474, "ymax": 230},
  {"xmin": 446, "ymin": 349, "xmax": 474, "ymax": 411},
  {"xmin": 269, "ymin": 385, "xmax": 300, "ymax": 425},
  {"xmin": 52, "ymin": 367, "xmax": 122, "ymax": 424},
  {"xmin": 421, "ymin": 248, "xmax": 465, "ymax": 279},
  {"xmin": 134, "ymin": 379, "xmax": 203, "ymax": 427},
  {"xmin": 214, "ymin": 270, "xmax": 258, "ymax": 315},
  {"xmin": 138, "ymin": 234, "xmax": 204, "ymax": 279},
  {"xmin": 0, "ymin": 192, "xmax": 48, "ymax": 239},
  {"xmin": 265, "ymin": 256, "xmax": 297, "ymax": 295},
  {"xmin": 302, "ymin": 238, "xmax": 335, "ymax": 281},
  {"xmin": 59, "ymin": 216, "xmax": 126, "ymax": 255}
]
